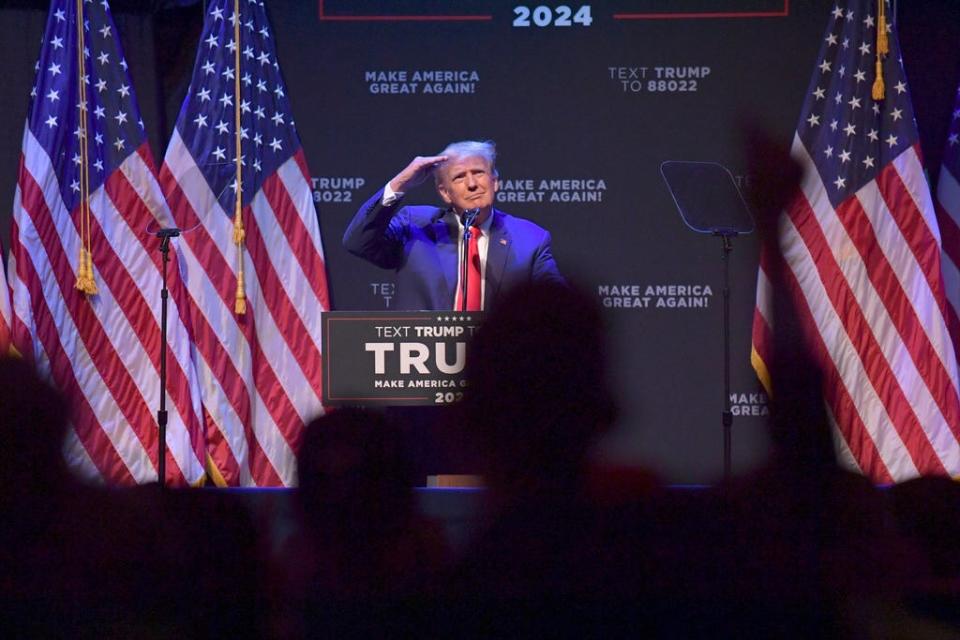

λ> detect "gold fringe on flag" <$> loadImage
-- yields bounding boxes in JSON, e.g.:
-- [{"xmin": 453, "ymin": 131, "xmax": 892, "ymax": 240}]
[
  {"xmin": 74, "ymin": 0, "xmax": 97, "ymax": 295},
  {"xmin": 871, "ymin": 0, "xmax": 888, "ymax": 100},
  {"xmin": 232, "ymin": 0, "xmax": 246, "ymax": 315}
]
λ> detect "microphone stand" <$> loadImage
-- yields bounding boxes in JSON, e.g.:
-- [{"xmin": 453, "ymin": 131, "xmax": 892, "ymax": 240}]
[
  {"xmin": 459, "ymin": 208, "xmax": 480, "ymax": 312},
  {"xmin": 716, "ymin": 229, "xmax": 735, "ymax": 482},
  {"xmin": 155, "ymin": 228, "xmax": 180, "ymax": 489}
]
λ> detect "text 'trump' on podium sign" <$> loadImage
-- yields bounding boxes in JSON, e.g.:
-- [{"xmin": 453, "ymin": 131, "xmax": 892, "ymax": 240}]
[{"xmin": 322, "ymin": 311, "xmax": 483, "ymax": 406}]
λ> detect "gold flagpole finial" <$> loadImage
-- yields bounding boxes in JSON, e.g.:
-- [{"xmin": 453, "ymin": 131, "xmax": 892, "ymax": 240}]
[
  {"xmin": 232, "ymin": 0, "xmax": 247, "ymax": 315},
  {"xmin": 871, "ymin": 0, "xmax": 888, "ymax": 100}
]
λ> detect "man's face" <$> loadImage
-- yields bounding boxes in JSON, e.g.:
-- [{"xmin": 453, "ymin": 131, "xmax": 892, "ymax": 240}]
[{"xmin": 436, "ymin": 155, "xmax": 499, "ymax": 214}]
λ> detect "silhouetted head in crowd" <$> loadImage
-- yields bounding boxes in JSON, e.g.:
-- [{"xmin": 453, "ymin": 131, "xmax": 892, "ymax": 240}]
[
  {"xmin": 0, "ymin": 357, "xmax": 69, "ymax": 500},
  {"xmin": 296, "ymin": 407, "xmax": 415, "ymax": 535},
  {"xmin": 462, "ymin": 280, "xmax": 617, "ymax": 496}
]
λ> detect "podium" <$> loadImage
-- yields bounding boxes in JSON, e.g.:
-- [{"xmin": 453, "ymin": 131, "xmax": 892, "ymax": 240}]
[{"xmin": 322, "ymin": 310, "xmax": 483, "ymax": 407}]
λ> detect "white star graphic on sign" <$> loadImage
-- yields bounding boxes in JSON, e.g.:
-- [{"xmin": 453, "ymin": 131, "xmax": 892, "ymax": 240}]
[
  {"xmin": 117, "ymin": 83, "xmax": 130, "ymax": 97},
  {"xmin": 114, "ymin": 137, "xmax": 125, "ymax": 151},
  {"xmin": 45, "ymin": 115, "xmax": 57, "ymax": 128},
  {"xmin": 219, "ymin": 93, "xmax": 233, "ymax": 108},
  {"xmin": 212, "ymin": 146, "xmax": 226, "ymax": 160},
  {"xmin": 96, "ymin": 78, "xmax": 107, "ymax": 92},
  {"xmin": 839, "ymin": 149, "xmax": 851, "ymax": 163},
  {"xmin": 193, "ymin": 113, "xmax": 208, "ymax": 128},
  {"xmin": 46, "ymin": 89, "xmax": 59, "ymax": 102},
  {"xmin": 205, "ymin": 33, "xmax": 218, "ymax": 48},
  {"xmin": 824, "ymin": 145, "xmax": 834, "ymax": 158},
  {"xmin": 891, "ymin": 108, "xmax": 903, "ymax": 121},
  {"xmin": 848, "ymin": 96, "xmax": 861, "ymax": 110},
  {"xmin": 94, "ymin": 105, "xmax": 105, "ymax": 119},
  {"xmin": 807, "ymin": 113, "xmax": 820, "ymax": 127},
  {"xmin": 51, "ymin": 36, "xmax": 63, "ymax": 49},
  {"xmin": 197, "ymin": 87, "xmax": 211, "ymax": 102},
  {"xmin": 202, "ymin": 60, "xmax": 215, "ymax": 75},
  {"xmin": 834, "ymin": 176, "xmax": 846, "ymax": 189},
  {"xmin": 97, "ymin": 51, "xmax": 109, "ymax": 65},
  {"xmin": 271, "ymin": 112, "xmax": 284, "ymax": 126},
  {"xmin": 99, "ymin": 24, "xmax": 111, "ymax": 38},
  {"xmin": 115, "ymin": 110, "xmax": 127, "ymax": 124},
  {"xmin": 813, "ymin": 87, "xmax": 825, "ymax": 100},
  {"xmin": 269, "ymin": 137, "xmax": 282, "ymax": 152},
  {"xmin": 862, "ymin": 156, "xmax": 875, "ymax": 168},
  {"xmin": 215, "ymin": 120, "xmax": 229, "ymax": 134},
  {"xmin": 885, "ymin": 134, "xmax": 898, "ymax": 148},
  {"xmin": 844, "ymin": 123, "xmax": 856, "ymax": 136},
  {"xmin": 48, "ymin": 62, "xmax": 62, "ymax": 76}
]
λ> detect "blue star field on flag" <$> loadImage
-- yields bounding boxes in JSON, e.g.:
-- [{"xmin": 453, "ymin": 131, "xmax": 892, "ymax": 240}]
[
  {"xmin": 177, "ymin": 0, "xmax": 301, "ymax": 214},
  {"xmin": 28, "ymin": 0, "xmax": 147, "ymax": 214},
  {"xmin": 797, "ymin": 1, "xmax": 917, "ymax": 207}
]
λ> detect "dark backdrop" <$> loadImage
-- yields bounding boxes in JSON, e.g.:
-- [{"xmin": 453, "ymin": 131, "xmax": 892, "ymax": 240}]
[{"xmin": 2, "ymin": 0, "xmax": 959, "ymax": 483}]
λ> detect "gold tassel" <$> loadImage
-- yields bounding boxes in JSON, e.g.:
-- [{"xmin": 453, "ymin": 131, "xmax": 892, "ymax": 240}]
[
  {"xmin": 234, "ymin": 267, "xmax": 247, "ymax": 315},
  {"xmin": 83, "ymin": 247, "xmax": 97, "ymax": 294},
  {"xmin": 74, "ymin": 246, "xmax": 87, "ymax": 292},
  {"xmin": 872, "ymin": 58, "xmax": 885, "ymax": 100}
]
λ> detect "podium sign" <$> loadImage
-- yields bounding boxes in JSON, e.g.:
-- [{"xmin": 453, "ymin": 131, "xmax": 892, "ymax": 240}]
[{"xmin": 322, "ymin": 311, "xmax": 483, "ymax": 406}]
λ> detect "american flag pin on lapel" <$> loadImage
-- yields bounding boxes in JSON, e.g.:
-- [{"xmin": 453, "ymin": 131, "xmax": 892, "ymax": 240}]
[{"xmin": 499, "ymin": 238, "xmax": 507, "ymax": 245}]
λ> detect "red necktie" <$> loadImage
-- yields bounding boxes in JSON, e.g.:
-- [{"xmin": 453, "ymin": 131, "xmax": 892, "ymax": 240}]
[{"xmin": 466, "ymin": 225, "xmax": 482, "ymax": 311}]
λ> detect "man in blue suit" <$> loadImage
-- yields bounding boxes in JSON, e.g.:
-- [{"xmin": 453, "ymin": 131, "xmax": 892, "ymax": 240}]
[{"xmin": 343, "ymin": 140, "xmax": 562, "ymax": 311}]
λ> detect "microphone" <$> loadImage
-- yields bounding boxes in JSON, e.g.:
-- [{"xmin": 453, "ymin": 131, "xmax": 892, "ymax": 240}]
[
  {"xmin": 155, "ymin": 228, "xmax": 181, "ymax": 239},
  {"xmin": 461, "ymin": 208, "xmax": 480, "ymax": 228}
]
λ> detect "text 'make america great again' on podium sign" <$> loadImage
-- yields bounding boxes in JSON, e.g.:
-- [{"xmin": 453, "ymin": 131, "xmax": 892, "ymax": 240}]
[{"xmin": 322, "ymin": 311, "xmax": 482, "ymax": 406}]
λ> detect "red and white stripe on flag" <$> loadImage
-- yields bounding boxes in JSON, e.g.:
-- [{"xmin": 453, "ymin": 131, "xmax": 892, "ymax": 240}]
[
  {"xmin": 0, "ymin": 238, "xmax": 13, "ymax": 356},
  {"xmin": 753, "ymin": 137, "xmax": 960, "ymax": 483},
  {"xmin": 10, "ymin": 131, "xmax": 207, "ymax": 486},
  {"xmin": 160, "ymin": 134, "xmax": 329, "ymax": 487}
]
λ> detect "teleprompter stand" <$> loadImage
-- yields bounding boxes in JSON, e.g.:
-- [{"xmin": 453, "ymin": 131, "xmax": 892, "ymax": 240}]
[{"xmin": 660, "ymin": 161, "xmax": 754, "ymax": 481}]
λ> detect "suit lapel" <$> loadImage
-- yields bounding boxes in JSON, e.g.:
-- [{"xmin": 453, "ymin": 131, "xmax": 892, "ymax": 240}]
[
  {"xmin": 433, "ymin": 210, "xmax": 459, "ymax": 308},
  {"xmin": 485, "ymin": 210, "xmax": 511, "ymax": 308}
]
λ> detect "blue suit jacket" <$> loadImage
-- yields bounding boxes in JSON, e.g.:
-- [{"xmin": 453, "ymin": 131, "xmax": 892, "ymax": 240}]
[{"xmin": 343, "ymin": 189, "xmax": 563, "ymax": 311}]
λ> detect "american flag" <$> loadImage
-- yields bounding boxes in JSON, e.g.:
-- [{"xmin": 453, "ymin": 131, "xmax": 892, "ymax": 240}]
[
  {"xmin": 752, "ymin": 0, "xmax": 960, "ymax": 483},
  {"xmin": 159, "ymin": 0, "xmax": 330, "ymax": 486},
  {"xmin": 934, "ymin": 81, "xmax": 960, "ymax": 362},
  {"xmin": 6, "ymin": 0, "xmax": 207, "ymax": 485}
]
